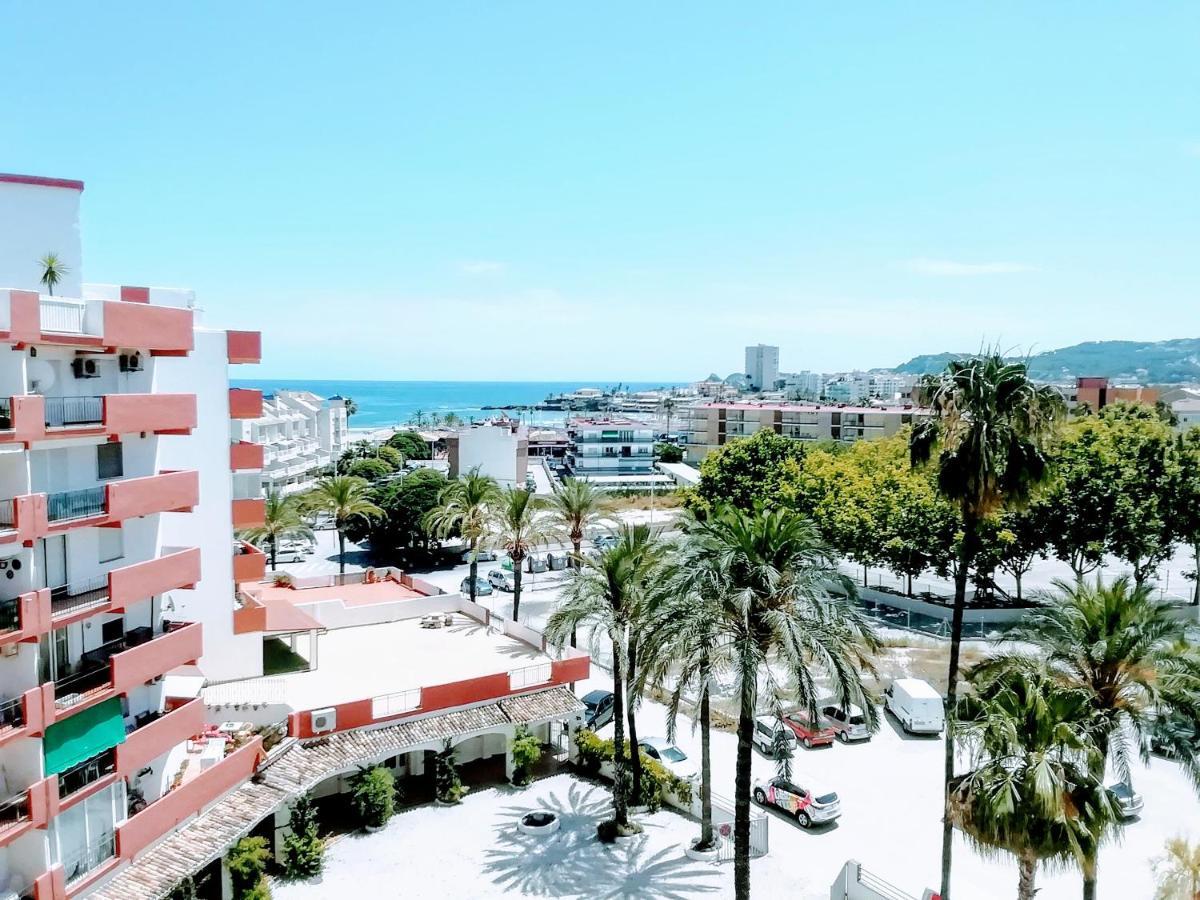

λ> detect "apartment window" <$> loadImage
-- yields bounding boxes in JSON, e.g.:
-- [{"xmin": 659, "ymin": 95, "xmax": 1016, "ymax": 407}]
[
  {"xmin": 98, "ymin": 526, "xmax": 123, "ymax": 564},
  {"xmin": 100, "ymin": 617, "xmax": 124, "ymax": 645},
  {"xmin": 96, "ymin": 444, "xmax": 123, "ymax": 480}
]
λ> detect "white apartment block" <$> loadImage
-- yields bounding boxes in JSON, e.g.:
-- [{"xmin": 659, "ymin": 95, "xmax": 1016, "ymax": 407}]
[
  {"xmin": 230, "ymin": 390, "xmax": 347, "ymax": 496},
  {"xmin": 782, "ymin": 371, "xmax": 823, "ymax": 399},
  {"xmin": 566, "ymin": 419, "xmax": 655, "ymax": 477},
  {"xmin": 744, "ymin": 344, "xmax": 780, "ymax": 391},
  {"xmin": 446, "ymin": 424, "xmax": 529, "ymax": 488}
]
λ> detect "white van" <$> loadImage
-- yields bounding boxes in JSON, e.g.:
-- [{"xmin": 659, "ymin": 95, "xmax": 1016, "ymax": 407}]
[{"xmin": 884, "ymin": 678, "xmax": 944, "ymax": 735}]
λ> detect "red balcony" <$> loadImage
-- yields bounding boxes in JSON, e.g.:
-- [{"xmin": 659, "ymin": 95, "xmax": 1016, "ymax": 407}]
[
  {"xmin": 103, "ymin": 301, "xmax": 193, "ymax": 355},
  {"xmin": 115, "ymin": 698, "xmax": 205, "ymax": 777},
  {"xmin": 104, "ymin": 471, "xmax": 198, "ymax": 524},
  {"xmin": 0, "ymin": 393, "xmax": 196, "ymax": 444},
  {"xmin": 109, "ymin": 547, "xmax": 200, "ymax": 611},
  {"xmin": 232, "ymin": 498, "xmax": 265, "ymax": 529},
  {"xmin": 230, "ymin": 440, "xmax": 264, "ymax": 471},
  {"xmin": 233, "ymin": 541, "xmax": 266, "ymax": 583},
  {"xmin": 102, "ymin": 394, "xmax": 196, "ymax": 436},
  {"xmin": 0, "ymin": 776, "xmax": 54, "ymax": 850},
  {"xmin": 227, "ymin": 331, "xmax": 262, "ymax": 365},
  {"xmin": 116, "ymin": 736, "xmax": 263, "ymax": 861},
  {"xmin": 0, "ymin": 290, "xmax": 193, "ymax": 355},
  {"xmin": 0, "ymin": 589, "xmax": 52, "ymax": 648},
  {"xmin": 229, "ymin": 389, "xmax": 263, "ymax": 420}
]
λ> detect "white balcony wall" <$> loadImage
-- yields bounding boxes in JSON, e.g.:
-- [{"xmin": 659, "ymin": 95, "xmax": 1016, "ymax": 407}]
[
  {"xmin": 30, "ymin": 435, "xmax": 157, "ymax": 495},
  {"xmin": 1, "ymin": 737, "xmax": 45, "ymax": 795},
  {"xmin": 0, "ymin": 346, "xmax": 26, "ymax": 400},
  {"xmin": 28, "ymin": 348, "xmax": 153, "ymax": 400},
  {"xmin": 0, "ymin": 446, "xmax": 31, "ymax": 502},
  {"xmin": 0, "ymin": 644, "xmax": 38, "ymax": 709},
  {"xmin": 0, "ymin": 180, "xmax": 83, "ymax": 298}
]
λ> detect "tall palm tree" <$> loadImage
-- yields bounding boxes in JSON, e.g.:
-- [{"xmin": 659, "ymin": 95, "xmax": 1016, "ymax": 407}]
[
  {"xmin": 953, "ymin": 658, "xmax": 1115, "ymax": 900},
  {"xmin": 239, "ymin": 491, "xmax": 313, "ymax": 571},
  {"xmin": 689, "ymin": 504, "xmax": 878, "ymax": 900},
  {"xmin": 486, "ymin": 487, "xmax": 554, "ymax": 622},
  {"xmin": 661, "ymin": 396, "xmax": 677, "ymax": 436},
  {"xmin": 1010, "ymin": 576, "xmax": 1200, "ymax": 899},
  {"xmin": 910, "ymin": 354, "xmax": 1064, "ymax": 900},
  {"xmin": 309, "ymin": 476, "xmax": 382, "ymax": 574},
  {"xmin": 545, "ymin": 525, "xmax": 660, "ymax": 838},
  {"xmin": 547, "ymin": 479, "xmax": 611, "ymax": 646},
  {"xmin": 1154, "ymin": 836, "xmax": 1200, "ymax": 900},
  {"xmin": 39, "ymin": 252, "xmax": 68, "ymax": 296},
  {"xmin": 424, "ymin": 467, "xmax": 501, "ymax": 606}
]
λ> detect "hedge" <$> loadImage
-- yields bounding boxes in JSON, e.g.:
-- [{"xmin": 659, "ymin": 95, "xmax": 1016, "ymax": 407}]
[{"xmin": 573, "ymin": 729, "xmax": 694, "ymax": 810}]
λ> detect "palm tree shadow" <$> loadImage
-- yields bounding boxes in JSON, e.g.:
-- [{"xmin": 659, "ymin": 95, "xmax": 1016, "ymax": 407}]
[{"xmin": 482, "ymin": 780, "xmax": 721, "ymax": 898}]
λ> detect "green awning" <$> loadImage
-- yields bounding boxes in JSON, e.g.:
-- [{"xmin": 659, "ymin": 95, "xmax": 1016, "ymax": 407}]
[{"xmin": 43, "ymin": 697, "xmax": 126, "ymax": 775}]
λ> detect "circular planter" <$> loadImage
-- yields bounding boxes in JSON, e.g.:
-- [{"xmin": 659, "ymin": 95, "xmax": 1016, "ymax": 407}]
[
  {"xmin": 684, "ymin": 837, "xmax": 722, "ymax": 862},
  {"xmin": 364, "ymin": 823, "xmax": 386, "ymax": 833},
  {"xmin": 518, "ymin": 811, "xmax": 561, "ymax": 836}
]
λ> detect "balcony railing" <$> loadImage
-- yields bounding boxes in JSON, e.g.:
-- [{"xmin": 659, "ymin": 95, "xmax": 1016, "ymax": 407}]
[
  {"xmin": 44, "ymin": 396, "xmax": 103, "ymax": 428},
  {"xmin": 40, "ymin": 298, "xmax": 86, "ymax": 334},
  {"xmin": 58, "ymin": 747, "xmax": 117, "ymax": 800},
  {"xmin": 52, "ymin": 632, "xmax": 145, "ymax": 708},
  {"xmin": 0, "ymin": 695, "xmax": 24, "ymax": 732},
  {"xmin": 51, "ymin": 574, "xmax": 110, "ymax": 619},
  {"xmin": 62, "ymin": 829, "xmax": 116, "ymax": 886},
  {"xmin": 0, "ymin": 790, "xmax": 30, "ymax": 829},
  {"xmin": 0, "ymin": 398, "xmax": 10, "ymax": 431},
  {"xmin": 47, "ymin": 486, "xmax": 106, "ymax": 523},
  {"xmin": 0, "ymin": 597, "xmax": 18, "ymax": 633}
]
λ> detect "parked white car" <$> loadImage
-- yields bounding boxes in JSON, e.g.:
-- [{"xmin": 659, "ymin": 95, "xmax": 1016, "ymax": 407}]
[
  {"xmin": 819, "ymin": 700, "xmax": 871, "ymax": 743},
  {"xmin": 752, "ymin": 715, "xmax": 798, "ymax": 757},
  {"xmin": 884, "ymin": 678, "xmax": 945, "ymax": 735},
  {"xmin": 638, "ymin": 736, "xmax": 698, "ymax": 781}
]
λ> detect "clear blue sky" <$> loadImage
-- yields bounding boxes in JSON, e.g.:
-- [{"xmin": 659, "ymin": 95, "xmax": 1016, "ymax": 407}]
[{"xmin": 3, "ymin": 4, "xmax": 1197, "ymax": 380}]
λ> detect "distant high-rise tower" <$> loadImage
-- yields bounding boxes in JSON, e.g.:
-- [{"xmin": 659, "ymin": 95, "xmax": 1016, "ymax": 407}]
[{"xmin": 744, "ymin": 344, "xmax": 780, "ymax": 391}]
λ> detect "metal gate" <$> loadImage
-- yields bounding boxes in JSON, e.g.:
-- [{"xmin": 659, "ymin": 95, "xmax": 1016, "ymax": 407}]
[{"xmin": 700, "ymin": 791, "xmax": 769, "ymax": 861}]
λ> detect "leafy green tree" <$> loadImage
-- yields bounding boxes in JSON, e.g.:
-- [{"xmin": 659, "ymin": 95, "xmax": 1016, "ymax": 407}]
[
  {"xmin": 655, "ymin": 442, "xmax": 684, "ymax": 463},
  {"xmin": 282, "ymin": 793, "xmax": 324, "ymax": 880},
  {"xmin": 486, "ymin": 487, "xmax": 554, "ymax": 622},
  {"xmin": 910, "ymin": 354, "xmax": 1064, "ymax": 900},
  {"xmin": 1170, "ymin": 430, "xmax": 1200, "ymax": 605},
  {"xmin": 685, "ymin": 505, "xmax": 877, "ymax": 900},
  {"xmin": 226, "ymin": 836, "xmax": 271, "ymax": 900},
  {"xmin": 376, "ymin": 445, "xmax": 404, "ymax": 470},
  {"xmin": 1043, "ymin": 423, "xmax": 1112, "ymax": 581},
  {"xmin": 239, "ymin": 491, "xmax": 313, "ymax": 571},
  {"xmin": 38, "ymin": 252, "xmax": 68, "ymax": 296},
  {"xmin": 688, "ymin": 430, "xmax": 807, "ymax": 515},
  {"xmin": 545, "ymin": 525, "xmax": 662, "ymax": 838},
  {"xmin": 1010, "ymin": 576, "xmax": 1200, "ymax": 899},
  {"xmin": 424, "ymin": 467, "xmax": 501, "ymax": 605},
  {"xmin": 992, "ymin": 506, "xmax": 1051, "ymax": 602},
  {"xmin": 308, "ymin": 476, "xmax": 383, "ymax": 573},
  {"xmin": 349, "ymin": 765, "xmax": 395, "ymax": 828},
  {"xmin": 347, "ymin": 468, "xmax": 448, "ymax": 558},
  {"xmin": 435, "ymin": 740, "xmax": 464, "ymax": 803},
  {"xmin": 344, "ymin": 458, "xmax": 392, "ymax": 482},
  {"xmin": 953, "ymin": 660, "xmax": 1115, "ymax": 900},
  {"xmin": 510, "ymin": 727, "xmax": 542, "ymax": 786},
  {"xmin": 386, "ymin": 430, "xmax": 432, "ymax": 460}
]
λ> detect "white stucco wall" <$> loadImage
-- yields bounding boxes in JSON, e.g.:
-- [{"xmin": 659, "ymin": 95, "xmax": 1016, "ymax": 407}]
[
  {"xmin": 454, "ymin": 426, "xmax": 523, "ymax": 487},
  {"xmin": 0, "ymin": 180, "xmax": 83, "ymax": 297}
]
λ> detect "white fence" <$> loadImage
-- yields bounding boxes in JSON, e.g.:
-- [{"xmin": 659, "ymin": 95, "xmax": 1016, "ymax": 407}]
[
  {"xmin": 39, "ymin": 298, "xmax": 87, "ymax": 333},
  {"xmin": 372, "ymin": 688, "xmax": 421, "ymax": 719},
  {"xmin": 509, "ymin": 663, "xmax": 552, "ymax": 691},
  {"xmin": 829, "ymin": 860, "xmax": 932, "ymax": 900},
  {"xmin": 707, "ymin": 791, "xmax": 768, "ymax": 861}
]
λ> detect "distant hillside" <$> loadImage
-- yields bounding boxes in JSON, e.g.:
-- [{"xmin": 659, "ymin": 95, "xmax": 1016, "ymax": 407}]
[{"xmin": 893, "ymin": 338, "xmax": 1200, "ymax": 384}]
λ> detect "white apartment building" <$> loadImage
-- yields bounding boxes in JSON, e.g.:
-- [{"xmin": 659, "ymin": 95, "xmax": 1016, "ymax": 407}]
[
  {"xmin": 782, "ymin": 371, "xmax": 823, "ymax": 399},
  {"xmin": 0, "ymin": 172, "xmax": 266, "ymax": 898},
  {"xmin": 231, "ymin": 390, "xmax": 347, "ymax": 496},
  {"xmin": 446, "ymin": 424, "xmax": 529, "ymax": 488},
  {"xmin": 566, "ymin": 419, "xmax": 656, "ymax": 479},
  {"xmin": 744, "ymin": 344, "xmax": 780, "ymax": 391}
]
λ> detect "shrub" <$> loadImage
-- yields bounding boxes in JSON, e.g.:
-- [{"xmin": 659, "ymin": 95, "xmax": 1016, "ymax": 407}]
[
  {"xmin": 596, "ymin": 818, "xmax": 620, "ymax": 843},
  {"xmin": 375, "ymin": 445, "xmax": 404, "ymax": 469},
  {"xmin": 656, "ymin": 442, "xmax": 684, "ymax": 464},
  {"xmin": 570, "ymin": 730, "xmax": 692, "ymax": 808},
  {"xmin": 272, "ymin": 572, "xmax": 294, "ymax": 588},
  {"xmin": 510, "ymin": 727, "xmax": 542, "ymax": 786},
  {"xmin": 166, "ymin": 877, "xmax": 197, "ymax": 900},
  {"xmin": 345, "ymin": 458, "xmax": 393, "ymax": 481},
  {"xmin": 226, "ymin": 836, "xmax": 271, "ymax": 900},
  {"xmin": 349, "ymin": 765, "xmax": 395, "ymax": 829},
  {"xmin": 282, "ymin": 794, "xmax": 324, "ymax": 880},
  {"xmin": 573, "ymin": 728, "xmax": 605, "ymax": 775},
  {"xmin": 435, "ymin": 740, "xmax": 465, "ymax": 803}
]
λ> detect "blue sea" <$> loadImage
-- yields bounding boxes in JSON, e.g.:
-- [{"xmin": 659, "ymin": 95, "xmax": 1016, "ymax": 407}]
[{"xmin": 229, "ymin": 380, "xmax": 684, "ymax": 429}]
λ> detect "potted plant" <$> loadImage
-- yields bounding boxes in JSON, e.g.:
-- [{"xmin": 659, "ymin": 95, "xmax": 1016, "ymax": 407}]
[
  {"xmin": 282, "ymin": 793, "xmax": 324, "ymax": 880},
  {"xmin": 435, "ymin": 740, "xmax": 465, "ymax": 804},
  {"xmin": 349, "ymin": 765, "xmax": 395, "ymax": 831},
  {"xmin": 510, "ymin": 727, "xmax": 542, "ymax": 787},
  {"xmin": 226, "ymin": 836, "xmax": 271, "ymax": 900}
]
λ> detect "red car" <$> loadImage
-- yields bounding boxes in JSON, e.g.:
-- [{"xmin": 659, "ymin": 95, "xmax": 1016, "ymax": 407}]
[{"xmin": 783, "ymin": 708, "xmax": 837, "ymax": 749}]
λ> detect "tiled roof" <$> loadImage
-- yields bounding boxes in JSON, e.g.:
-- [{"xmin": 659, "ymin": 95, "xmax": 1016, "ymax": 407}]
[{"xmin": 92, "ymin": 687, "xmax": 582, "ymax": 900}]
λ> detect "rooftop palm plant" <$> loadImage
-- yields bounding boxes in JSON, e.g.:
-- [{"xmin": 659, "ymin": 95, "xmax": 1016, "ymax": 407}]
[
  {"xmin": 38, "ymin": 252, "xmax": 68, "ymax": 296},
  {"xmin": 545, "ymin": 524, "xmax": 660, "ymax": 839},
  {"xmin": 687, "ymin": 504, "xmax": 878, "ymax": 900},
  {"xmin": 486, "ymin": 487, "xmax": 554, "ymax": 622},
  {"xmin": 424, "ymin": 467, "xmax": 501, "ymax": 607},
  {"xmin": 309, "ymin": 476, "xmax": 382, "ymax": 574},
  {"xmin": 910, "ymin": 353, "xmax": 1064, "ymax": 900},
  {"xmin": 240, "ymin": 491, "xmax": 313, "ymax": 571},
  {"xmin": 1009, "ymin": 575, "xmax": 1200, "ymax": 899},
  {"xmin": 953, "ymin": 658, "xmax": 1116, "ymax": 900}
]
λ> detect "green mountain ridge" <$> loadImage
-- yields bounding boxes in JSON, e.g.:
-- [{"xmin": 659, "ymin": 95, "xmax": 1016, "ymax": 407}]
[{"xmin": 892, "ymin": 338, "xmax": 1200, "ymax": 384}]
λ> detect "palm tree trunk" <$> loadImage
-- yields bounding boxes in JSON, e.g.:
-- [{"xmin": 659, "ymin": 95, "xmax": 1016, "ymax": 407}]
[
  {"xmin": 940, "ymin": 519, "xmax": 977, "ymax": 900},
  {"xmin": 734, "ymin": 695, "xmax": 755, "ymax": 900},
  {"xmin": 626, "ymin": 635, "xmax": 642, "ymax": 806},
  {"xmin": 571, "ymin": 538, "xmax": 582, "ymax": 648},
  {"xmin": 338, "ymin": 531, "xmax": 346, "ymax": 575},
  {"xmin": 512, "ymin": 563, "xmax": 523, "ymax": 622},
  {"xmin": 1082, "ymin": 870, "xmax": 1096, "ymax": 900},
  {"xmin": 468, "ymin": 538, "xmax": 478, "ymax": 607},
  {"xmin": 1017, "ymin": 855, "xmax": 1037, "ymax": 900},
  {"xmin": 269, "ymin": 536, "xmax": 277, "ymax": 572},
  {"xmin": 610, "ymin": 635, "xmax": 629, "ymax": 829},
  {"xmin": 696, "ymin": 679, "xmax": 715, "ymax": 851}
]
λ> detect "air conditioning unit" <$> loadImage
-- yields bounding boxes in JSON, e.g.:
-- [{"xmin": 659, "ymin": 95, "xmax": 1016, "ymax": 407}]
[
  {"xmin": 71, "ymin": 357, "xmax": 100, "ymax": 379},
  {"xmin": 119, "ymin": 352, "xmax": 143, "ymax": 373},
  {"xmin": 310, "ymin": 707, "xmax": 336, "ymax": 734}
]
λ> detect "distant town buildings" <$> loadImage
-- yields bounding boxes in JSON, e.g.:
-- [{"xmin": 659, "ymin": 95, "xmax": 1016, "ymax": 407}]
[
  {"xmin": 1068, "ymin": 377, "xmax": 1159, "ymax": 412},
  {"xmin": 232, "ymin": 389, "xmax": 347, "ymax": 496},
  {"xmin": 683, "ymin": 402, "xmax": 926, "ymax": 463},
  {"xmin": 565, "ymin": 418, "xmax": 666, "ymax": 488},
  {"xmin": 744, "ymin": 344, "xmax": 780, "ymax": 391},
  {"xmin": 446, "ymin": 423, "xmax": 529, "ymax": 488}
]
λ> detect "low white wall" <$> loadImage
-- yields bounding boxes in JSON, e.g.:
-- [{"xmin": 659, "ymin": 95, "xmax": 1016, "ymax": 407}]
[{"xmin": 857, "ymin": 585, "xmax": 1029, "ymax": 624}]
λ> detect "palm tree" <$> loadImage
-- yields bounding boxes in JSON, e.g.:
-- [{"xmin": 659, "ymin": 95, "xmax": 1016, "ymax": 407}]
[
  {"xmin": 424, "ymin": 467, "xmax": 501, "ymax": 606},
  {"xmin": 688, "ymin": 504, "xmax": 878, "ymax": 900},
  {"xmin": 486, "ymin": 487, "xmax": 554, "ymax": 622},
  {"xmin": 1154, "ymin": 836, "xmax": 1200, "ymax": 900},
  {"xmin": 661, "ymin": 396, "xmax": 678, "ymax": 436},
  {"xmin": 1010, "ymin": 576, "xmax": 1200, "ymax": 899},
  {"xmin": 443, "ymin": 412, "xmax": 461, "ymax": 428},
  {"xmin": 545, "ymin": 524, "xmax": 659, "ymax": 838},
  {"xmin": 953, "ymin": 658, "xmax": 1115, "ymax": 900},
  {"xmin": 239, "ymin": 491, "xmax": 313, "ymax": 571},
  {"xmin": 409, "ymin": 409, "xmax": 427, "ymax": 427},
  {"xmin": 308, "ymin": 476, "xmax": 382, "ymax": 574},
  {"xmin": 909, "ymin": 354, "xmax": 1064, "ymax": 900},
  {"xmin": 547, "ymin": 479, "xmax": 611, "ymax": 645},
  {"xmin": 39, "ymin": 252, "xmax": 68, "ymax": 296}
]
